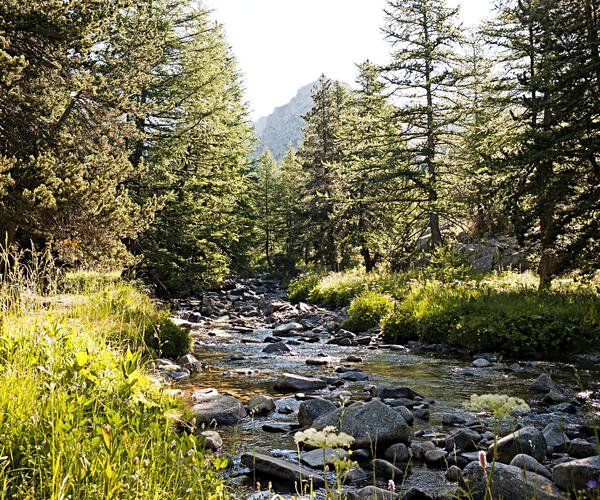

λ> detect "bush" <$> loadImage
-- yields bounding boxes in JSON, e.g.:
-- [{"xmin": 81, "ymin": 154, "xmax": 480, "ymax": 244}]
[
  {"xmin": 466, "ymin": 394, "xmax": 530, "ymax": 417},
  {"xmin": 308, "ymin": 270, "xmax": 370, "ymax": 307},
  {"xmin": 342, "ymin": 292, "xmax": 395, "ymax": 333},
  {"xmin": 287, "ymin": 273, "xmax": 323, "ymax": 302}
]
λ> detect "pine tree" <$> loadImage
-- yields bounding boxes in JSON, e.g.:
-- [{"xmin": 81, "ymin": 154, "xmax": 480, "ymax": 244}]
[
  {"xmin": 383, "ymin": 0, "xmax": 464, "ymax": 245},
  {"xmin": 492, "ymin": 0, "xmax": 600, "ymax": 287},
  {"xmin": 297, "ymin": 76, "xmax": 348, "ymax": 270},
  {"xmin": 255, "ymin": 149, "xmax": 277, "ymax": 268}
]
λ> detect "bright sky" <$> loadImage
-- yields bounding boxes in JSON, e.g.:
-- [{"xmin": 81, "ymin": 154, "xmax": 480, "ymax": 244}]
[{"xmin": 207, "ymin": 0, "xmax": 495, "ymax": 120}]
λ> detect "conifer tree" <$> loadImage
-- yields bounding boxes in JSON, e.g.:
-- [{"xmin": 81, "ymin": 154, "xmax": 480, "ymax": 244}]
[
  {"xmin": 383, "ymin": 0, "xmax": 464, "ymax": 245},
  {"xmin": 255, "ymin": 149, "xmax": 277, "ymax": 268},
  {"xmin": 297, "ymin": 76, "xmax": 348, "ymax": 270}
]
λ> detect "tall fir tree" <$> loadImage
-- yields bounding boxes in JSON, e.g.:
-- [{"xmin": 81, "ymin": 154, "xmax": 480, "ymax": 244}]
[
  {"xmin": 383, "ymin": 0, "xmax": 464, "ymax": 245},
  {"xmin": 255, "ymin": 148, "xmax": 277, "ymax": 268}
]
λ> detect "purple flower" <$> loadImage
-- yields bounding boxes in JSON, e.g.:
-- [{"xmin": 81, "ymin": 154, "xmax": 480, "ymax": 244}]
[
  {"xmin": 587, "ymin": 479, "xmax": 598, "ymax": 488},
  {"xmin": 388, "ymin": 479, "xmax": 395, "ymax": 492}
]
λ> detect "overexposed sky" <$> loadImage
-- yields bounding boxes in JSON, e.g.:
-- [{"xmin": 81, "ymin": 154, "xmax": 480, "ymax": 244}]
[{"xmin": 207, "ymin": 0, "xmax": 494, "ymax": 120}]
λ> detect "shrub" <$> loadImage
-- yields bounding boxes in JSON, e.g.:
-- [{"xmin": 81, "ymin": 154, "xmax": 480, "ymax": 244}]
[
  {"xmin": 466, "ymin": 393, "xmax": 530, "ymax": 417},
  {"xmin": 342, "ymin": 292, "xmax": 395, "ymax": 333},
  {"xmin": 287, "ymin": 273, "xmax": 323, "ymax": 302},
  {"xmin": 308, "ymin": 270, "xmax": 370, "ymax": 307}
]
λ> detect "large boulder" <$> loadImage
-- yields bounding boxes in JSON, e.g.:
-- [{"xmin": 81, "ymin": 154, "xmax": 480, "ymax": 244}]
[
  {"xmin": 241, "ymin": 451, "xmax": 324, "ymax": 487},
  {"xmin": 298, "ymin": 398, "xmax": 336, "ymax": 426},
  {"xmin": 312, "ymin": 400, "xmax": 410, "ymax": 448},
  {"xmin": 445, "ymin": 428, "xmax": 481, "ymax": 452},
  {"xmin": 371, "ymin": 386, "xmax": 422, "ymax": 400},
  {"xmin": 461, "ymin": 461, "xmax": 566, "ymax": 500},
  {"xmin": 274, "ymin": 373, "xmax": 327, "ymax": 392},
  {"xmin": 543, "ymin": 423, "xmax": 569, "ymax": 454},
  {"xmin": 553, "ymin": 455, "xmax": 600, "ymax": 491},
  {"xmin": 529, "ymin": 373, "xmax": 560, "ymax": 393},
  {"xmin": 262, "ymin": 342, "xmax": 291, "ymax": 353},
  {"xmin": 300, "ymin": 448, "xmax": 349, "ymax": 468},
  {"xmin": 510, "ymin": 454, "xmax": 551, "ymax": 479},
  {"xmin": 488, "ymin": 426, "xmax": 547, "ymax": 463},
  {"xmin": 247, "ymin": 395, "xmax": 276, "ymax": 416},
  {"xmin": 191, "ymin": 395, "xmax": 246, "ymax": 425}
]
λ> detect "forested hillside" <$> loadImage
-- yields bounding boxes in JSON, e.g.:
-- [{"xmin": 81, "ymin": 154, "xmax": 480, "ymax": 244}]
[{"xmin": 1, "ymin": 0, "xmax": 600, "ymax": 498}]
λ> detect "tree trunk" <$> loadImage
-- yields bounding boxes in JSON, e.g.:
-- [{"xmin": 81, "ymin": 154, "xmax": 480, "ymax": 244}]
[{"xmin": 423, "ymin": 14, "xmax": 442, "ymax": 246}]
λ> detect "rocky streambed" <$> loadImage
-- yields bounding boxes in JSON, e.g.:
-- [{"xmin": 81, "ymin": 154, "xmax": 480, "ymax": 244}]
[{"xmin": 155, "ymin": 277, "xmax": 600, "ymax": 499}]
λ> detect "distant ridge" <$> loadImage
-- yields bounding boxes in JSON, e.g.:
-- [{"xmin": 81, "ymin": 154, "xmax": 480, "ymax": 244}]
[{"xmin": 253, "ymin": 80, "xmax": 317, "ymax": 162}]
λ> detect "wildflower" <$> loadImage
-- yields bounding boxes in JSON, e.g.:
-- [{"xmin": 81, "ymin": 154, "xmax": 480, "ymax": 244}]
[
  {"xmin": 478, "ymin": 450, "xmax": 487, "ymax": 469},
  {"xmin": 587, "ymin": 480, "xmax": 598, "ymax": 488},
  {"xmin": 388, "ymin": 479, "xmax": 395, "ymax": 492},
  {"xmin": 142, "ymin": 459, "xmax": 149, "ymax": 467}
]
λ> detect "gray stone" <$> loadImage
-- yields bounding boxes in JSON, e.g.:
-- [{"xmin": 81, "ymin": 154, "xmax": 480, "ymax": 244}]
[
  {"xmin": 274, "ymin": 373, "xmax": 327, "ymax": 392},
  {"xmin": 371, "ymin": 459, "xmax": 404, "ymax": 479},
  {"xmin": 297, "ymin": 398, "xmax": 336, "ymax": 426},
  {"xmin": 568, "ymin": 438, "xmax": 597, "ymax": 459},
  {"xmin": 472, "ymin": 358, "xmax": 491, "ymax": 368},
  {"xmin": 488, "ymin": 426, "xmax": 547, "ymax": 463},
  {"xmin": 384, "ymin": 443, "xmax": 410, "ymax": 464},
  {"xmin": 401, "ymin": 487, "xmax": 438, "ymax": 499},
  {"xmin": 424, "ymin": 449, "xmax": 447, "ymax": 467},
  {"xmin": 241, "ymin": 451, "xmax": 324, "ymax": 487},
  {"xmin": 411, "ymin": 441, "xmax": 436, "ymax": 461},
  {"xmin": 529, "ymin": 373, "xmax": 560, "ymax": 394},
  {"xmin": 510, "ymin": 454, "xmax": 552, "ymax": 479},
  {"xmin": 156, "ymin": 358, "xmax": 190, "ymax": 381},
  {"xmin": 356, "ymin": 486, "xmax": 399, "ymax": 499},
  {"xmin": 191, "ymin": 388, "xmax": 219, "ymax": 403},
  {"xmin": 191, "ymin": 395, "xmax": 246, "ymax": 425},
  {"xmin": 445, "ymin": 465, "xmax": 462, "ymax": 482},
  {"xmin": 300, "ymin": 448, "xmax": 349, "ymax": 468},
  {"xmin": 445, "ymin": 428, "xmax": 481, "ymax": 452},
  {"xmin": 441, "ymin": 413, "xmax": 467, "ymax": 426},
  {"xmin": 200, "ymin": 430, "xmax": 223, "ymax": 450},
  {"xmin": 553, "ymin": 455, "xmax": 600, "ymax": 491},
  {"xmin": 461, "ymin": 461, "xmax": 566, "ymax": 500},
  {"xmin": 392, "ymin": 406, "xmax": 414, "ymax": 425},
  {"xmin": 247, "ymin": 395, "xmax": 276, "ymax": 416},
  {"xmin": 261, "ymin": 342, "xmax": 290, "ymax": 353},
  {"xmin": 543, "ymin": 423, "xmax": 569, "ymax": 453},
  {"xmin": 372, "ymin": 386, "xmax": 422, "ymax": 400},
  {"xmin": 177, "ymin": 353, "xmax": 202, "ymax": 373},
  {"xmin": 273, "ymin": 322, "xmax": 303, "ymax": 334},
  {"xmin": 340, "ymin": 370, "xmax": 369, "ymax": 381},
  {"xmin": 312, "ymin": 400, "xmax": 411, "ymax": 448}
]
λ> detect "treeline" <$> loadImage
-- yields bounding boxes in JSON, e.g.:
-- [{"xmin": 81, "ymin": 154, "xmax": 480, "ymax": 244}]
[
  {"xmin": 0, "ymin": 0, "xmax": 255, "ymax": 293},
  {"xmin": 257, "ymin": 0, "xmax": 600, "ymax": 287}
]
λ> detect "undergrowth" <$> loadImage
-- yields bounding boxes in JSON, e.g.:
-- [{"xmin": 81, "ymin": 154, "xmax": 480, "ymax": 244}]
[{"xmin": 0, "ymin": 248, "xmax": 225, "ymax": 499}]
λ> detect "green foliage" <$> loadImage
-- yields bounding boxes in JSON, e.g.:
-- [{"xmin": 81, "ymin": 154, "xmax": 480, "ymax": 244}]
[
  {"xmin": 342, "ymin": 292, "xmax": 395, "ymax": 333},
  {"xmin": 383, "ymin": 282, "xmax": 600, "ymax": 353},
  {"xmin": 422, "ymin": 245, "xmax": 478, "ymax": 282},
  {"xmin": 308, "ymin": 270, "xmax": 370, "ymax": 307},
  {"xmin": 466, "ymin": 394, "xmax": 530, "ymax": 417},
  {"xmin": 85, "ymin": 285, "xmax": 191, "ymax": 358},
  {"xmin": 287, "ymin": 273, "xmax": 324, "ymax": 303},
  {"xmin": 0, "ymin": 278, "xmax": 225, "ymax": 499}
]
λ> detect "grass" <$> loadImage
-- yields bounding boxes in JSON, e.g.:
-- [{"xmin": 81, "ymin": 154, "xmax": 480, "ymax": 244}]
[
  {"xmin": 0, "ymin": 248, "xmax": 228, "ymax": 499},
  {"xmin": 287, "ymin": 249, "xmax": 600, "ymax": 353}
]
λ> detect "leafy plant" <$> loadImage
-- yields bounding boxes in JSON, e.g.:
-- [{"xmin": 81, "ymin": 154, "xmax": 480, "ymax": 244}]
[{"xmin": 342, "ymin": 292, "xmax": 395, "ymax": 332}]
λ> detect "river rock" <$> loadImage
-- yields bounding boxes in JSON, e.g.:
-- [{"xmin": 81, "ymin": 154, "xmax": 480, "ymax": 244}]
[
  {"xmin": 446, "ymin": 465, "xmax": 462, "ymax": 482},
  {"xmin": 300, "ymin": 448, "xmax": 349, "ymax": 468},
  {"xmin": 340, "ymin": 370, "xmax": 369, "ymax": 382},
  {"xmin": 312, "ymin": 400, "xmax": 411, "ymax": 448},
  {"xmin": 510, "ymin": 454, "xmax": 552, "ymax": 479},
  {"xmin": 274, "ymin": 373, "xmax": 327, "ymax": 392},
  {"xmin": 384, "ymin": 443, "xmax": 410, "ymax": 463},
  {"xmin": 392, "ymin": 406, "xmax": 414, "ymax": 425},
  {"xmin": 488, "ymin": 426, "xmax": 547, "ymax": 463},
  {"xmin": 552, "ymin": 455, "xmax": 600, "ymax": 490},
  {"xmin": 355, "ymin": 486, "xmax": 399, "ymax": 499},
  {"xmin": 472, "ymin": 358, "xmax": 491, "ymax": 368},
  {"xmin": 155, "ymin": 359, "xmax": 191, "ymax": 381},
  {"xmin": 200, "ymin": 430, "xmax": 223, "ymax": 450},
  {"xmin": 262, "ymin": 342, "xmax": 290, "ymax": 353},
  {"xmin": 424, "ymin": 449, "xmax": 446, "ymax": 467},
  {"xmin": 192, "ymin": 388, "xmax": 219, "ymax": 402},
  {"xmin": 441, "ymin": 413, "xmax": 467, "ymax": 426},
  {"xmin": 529, "ymin": 373, "xmax": 560, "ymax": 393},
  {"xmin": 371, "ymin": 386, "xmax": 422, "ymax": 400},
  {"xmin": 461, "ymin": 461, "xmax": 565, "ymax": 500},
  {"xmin": 191, "ymin": 395, "xmax": 246, "ymax": 425},
  {"xmin": 371, "ymin": 459, "xmax": 404, "ymax": 479},
  {"xmin": 273, "ymin": 322, "xmax": 303, "ymax": 334},
  {"xmin": 241, "ymin": 451, "xmax": 324, "ymax": 487},
  {"xmin": 247, "ymin": 395, "xmax": 276, "ymax": 416},
  {"xmin": 567, "ymin": 438, "xmax": 597, "ymax": 458},
  {"xmin": 543, "ymin": 423, "xmax": 569, "ymax": 453},
  {"xmin": 445, "ymin": 428, "xmax": 481, "ymax": 452},
  {"xmin": 298, "ymin": 398, "xmax": 336, "ymax": 426},
  {"xmin": 177, "ymin": 353, "xmax": 202, "ymax": 373}
]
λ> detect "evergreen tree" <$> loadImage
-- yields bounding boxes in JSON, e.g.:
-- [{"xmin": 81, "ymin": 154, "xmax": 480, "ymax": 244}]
[
  {"xmin": 492, "ymin": 0, "xmax": 600, "ymax": 287},
  {"xmin": 255, "ymin": 149, "xmax": 277, "ymax": 268},
  {"xmin": 297, "ymin": 76, "xmax": 348, "ymax": 270},
  {"xmin": 383, "ymin": 0, "xmax": 464, "ymax": 245},
  {"xmin": 272, "ymin": 146, "xmax": 304, "ymax": 268}
]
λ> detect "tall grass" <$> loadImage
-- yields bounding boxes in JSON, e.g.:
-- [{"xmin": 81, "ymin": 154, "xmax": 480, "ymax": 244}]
[{"xmin": 0, "ymin": 246, "xmax": 226, "ymax": 499}]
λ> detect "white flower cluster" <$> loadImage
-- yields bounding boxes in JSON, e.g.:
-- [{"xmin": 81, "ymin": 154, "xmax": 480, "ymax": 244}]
[{"xmin": 294, "ymin": 426, "xmax": 354, "ymax": 448}]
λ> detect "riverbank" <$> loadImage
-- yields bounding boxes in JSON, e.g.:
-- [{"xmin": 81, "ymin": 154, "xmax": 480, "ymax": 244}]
[
  {"xmin": 0, "ymin": 271, "xmax": 228, "ymax": 499},
  {"xmin": 288, "ymin": 268, "xmax": 600, "ymax": 354},
  {"xmin": 167, "ymin": 277, "xmax": 600, "ymax": 499}
]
